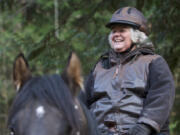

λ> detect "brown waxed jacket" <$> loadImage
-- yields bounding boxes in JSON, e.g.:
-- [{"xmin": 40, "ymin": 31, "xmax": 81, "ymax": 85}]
[{"xmin": 86, "ymin": 44, "xmax": 175, "ymax": 135}]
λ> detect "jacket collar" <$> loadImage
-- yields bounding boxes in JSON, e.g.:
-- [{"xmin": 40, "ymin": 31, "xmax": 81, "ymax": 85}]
[{"xmin": 108, "ymin": 42, "xmax": 155, "ymax": 65}]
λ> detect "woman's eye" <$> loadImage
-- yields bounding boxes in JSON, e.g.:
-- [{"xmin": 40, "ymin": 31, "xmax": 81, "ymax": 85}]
[{"xmin": 112, "ymin": 29, "xmax": 126, "ymax": 33}]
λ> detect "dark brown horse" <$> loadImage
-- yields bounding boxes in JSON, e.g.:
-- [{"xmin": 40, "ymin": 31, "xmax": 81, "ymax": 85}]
[{"xmin": 8, "ymin": 53, "xmax": 99, "ymax": 135}]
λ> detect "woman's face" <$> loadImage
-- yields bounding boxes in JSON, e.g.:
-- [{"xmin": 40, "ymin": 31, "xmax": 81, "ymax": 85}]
[{"xmin": 109, "ymin": 25, "xmax": 132, "ymax": 52}]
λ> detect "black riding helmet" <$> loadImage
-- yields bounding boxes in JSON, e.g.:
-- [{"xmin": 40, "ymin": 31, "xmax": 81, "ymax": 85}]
[{"xmin": 106, "ymin": 7, "xmax": 148, "ymax": 35}]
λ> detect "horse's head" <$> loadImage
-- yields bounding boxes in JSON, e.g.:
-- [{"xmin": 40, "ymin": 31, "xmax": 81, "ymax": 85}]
[{"xmin": 8, "ymin": 53, "xmax": 92, "ymax": 135}]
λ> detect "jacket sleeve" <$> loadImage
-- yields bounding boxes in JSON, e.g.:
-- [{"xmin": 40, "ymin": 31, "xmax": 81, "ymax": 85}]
[{"xmin": 138, "ymin": 56, "xmax": 175, "ymax": 132}]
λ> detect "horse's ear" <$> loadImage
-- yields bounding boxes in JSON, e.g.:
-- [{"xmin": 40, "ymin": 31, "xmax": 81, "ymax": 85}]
[
  {"xmin": 61, "ymin": 52, "xmax": 84, "ymax": 97},
  {"xmin": 13, "ymin": 53, "xmax": 31, "ymax": 91}
]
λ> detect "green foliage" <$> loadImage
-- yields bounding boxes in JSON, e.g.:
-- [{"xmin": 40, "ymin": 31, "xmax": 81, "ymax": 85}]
[
  {"xmin": 0, "ymin": 0, "xmax": 180, "ymax": 134},
  {"xmin": 143, "ymin": 0, "xmax": 180, "ymax": 72},
  {"xmin": 170, "ymin": 120, "xmax": 179, "ymax": 134}
]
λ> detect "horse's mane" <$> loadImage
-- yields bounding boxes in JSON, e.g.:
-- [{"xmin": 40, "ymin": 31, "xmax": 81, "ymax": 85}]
[{"xmin": 8, "ymin": 74, "xmax": 80, "ymax": 131}]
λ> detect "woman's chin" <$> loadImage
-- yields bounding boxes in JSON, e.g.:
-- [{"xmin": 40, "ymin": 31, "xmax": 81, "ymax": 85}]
[
  {"xmin": 113, "ymin": 46, "xmax": 123, "ymax": 52},
  {"xmin": 114, "ymin": 48, "xmax": 123, "ymax": 52}
]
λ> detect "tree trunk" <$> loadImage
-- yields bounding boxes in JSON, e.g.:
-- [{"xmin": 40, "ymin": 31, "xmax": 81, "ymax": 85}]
[
  {"xmin": 54, "ymin": 0, "xmax": 59, "ymax": 38},
  {"xmin": 136, "ymin": 0, "xmax": 144, "ymax": 11}
]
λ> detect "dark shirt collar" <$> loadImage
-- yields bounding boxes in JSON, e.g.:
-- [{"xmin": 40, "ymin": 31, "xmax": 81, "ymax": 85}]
[{"xmin": 108, "ymin": 43, "xmax": 155, "ymax": 65}]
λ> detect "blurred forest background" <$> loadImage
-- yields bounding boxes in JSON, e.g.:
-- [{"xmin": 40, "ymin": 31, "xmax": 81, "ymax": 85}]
[{"xmin": 0, "ymin": 0, "xmax": 179, "ymax": 134}]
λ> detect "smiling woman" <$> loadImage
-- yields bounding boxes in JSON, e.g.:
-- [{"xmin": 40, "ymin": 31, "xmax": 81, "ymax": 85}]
[
  {"xmin": 108, "ymin": 25, "xmax": 132, "ymax": 52},
  {"xmin": 108, "ymin": 25, "xmax": 149, "ymax": 53},
  {"xmin": 85, "ymin": 6, "xmax": 175, "ymax": 135}
]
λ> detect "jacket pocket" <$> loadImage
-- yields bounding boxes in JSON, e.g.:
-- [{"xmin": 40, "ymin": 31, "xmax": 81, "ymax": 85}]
[
  {"xmin": 121, "ymin": 79, "xmax": 146, "ymax": 97},
  {"xmin": 118, "ymin": 79, "xmax": 145, "ymax": 115},
  {"xmin": 121, "ymin": 79, "xmax": 146, "ymax": 90}
]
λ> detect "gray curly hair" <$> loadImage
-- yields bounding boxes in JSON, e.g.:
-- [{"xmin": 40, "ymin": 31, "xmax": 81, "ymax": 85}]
[{"xmin": 108, "ymin": 28, "xmax": 149, "ymax": 49}]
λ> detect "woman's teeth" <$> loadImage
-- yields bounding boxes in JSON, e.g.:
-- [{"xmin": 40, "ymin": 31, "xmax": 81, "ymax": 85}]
[
  {"xmin": 114, "ymin": 39, "xmax": 123, "ymax": 43},
  {"xmin": 114, "ymin": 37, "xmax": 123, "ymax": 42}
]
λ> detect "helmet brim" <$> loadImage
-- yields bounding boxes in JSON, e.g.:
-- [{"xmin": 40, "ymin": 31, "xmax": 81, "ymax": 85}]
[{"xmin": 106, "ymin": 20, "xmax": 140, "ymax": 29}]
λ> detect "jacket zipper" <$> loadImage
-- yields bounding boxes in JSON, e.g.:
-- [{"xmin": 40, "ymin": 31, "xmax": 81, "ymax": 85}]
[{"xmin": 113, "ymin": 64, "xmax": 121, "ymax": 79}]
